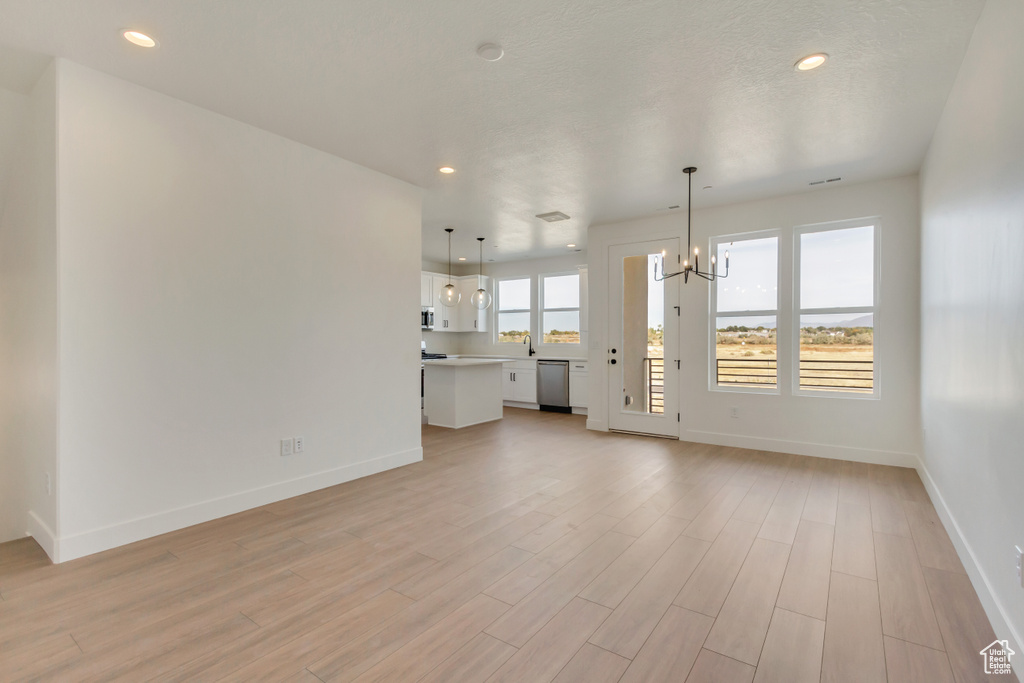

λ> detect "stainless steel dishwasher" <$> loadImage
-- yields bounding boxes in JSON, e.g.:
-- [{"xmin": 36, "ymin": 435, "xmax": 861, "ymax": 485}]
[{"xmin": 536, "ymin": 360, "xmax": 571, "ymax": 413}]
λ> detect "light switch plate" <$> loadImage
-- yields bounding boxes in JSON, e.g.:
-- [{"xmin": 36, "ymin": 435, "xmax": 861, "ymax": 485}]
[{"xmin": 281, "ymin": 439, "xmax": 293, "ymax": 457}]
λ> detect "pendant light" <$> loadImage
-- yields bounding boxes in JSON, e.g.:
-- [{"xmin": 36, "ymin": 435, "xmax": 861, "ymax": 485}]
[
  {"xmin": 438, "ymin": 228, "xmax": 461, "ymax": 307},
  {"xmin": 469, "ymin": 237, "xmax": 492, "ymax": 309},
  {"xmin": 654, "ymin": 167, "xmax": 730, "ymax": 283}
]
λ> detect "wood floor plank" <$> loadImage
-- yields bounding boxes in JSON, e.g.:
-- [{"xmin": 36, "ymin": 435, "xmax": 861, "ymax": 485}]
[
  {"xmin": 874, "ymin": 532, "xmax": 945, "ymax": 651},
  {"xmin": 0, "ymin": 411, "xmax": 1006, "ymax": 683},
  {"xmin": 578, "ymin": 512, "xmax": 691, "ymax": 608},
  {"xmin": 684, "ymin": 483, "xmax": 752, "ymax": 542},
  {"xmin": 820, "ymin": 571, "xmax": 887, "ymax": 683},
  {"xmin": 869, "ymin": 483, "xmax": 912, "ymax": 538},
  {"xmin": 352, "ymin": 593, "xmax": 509, "ymax": 683},
  {"xmin": 703, "ymin": 538, "xmax": 791, "ymax": 666},
  {"xmin": 801, "ymin": 459, "xmax": 841, "ymax": 526},
  {"xmin": 883, "ymin": 636, "xmax": 955, "ymax": 683},
  {"xmin": 417, "ymin": 633, "xmax": 516, "ymax": 683},
  {"xmin": 588, "ymin": 534, "xmax": 710, "ymax": 658},
  {"xmin": 757, "ymin": 474, "xmax": 811, "ymax": 545},
  {"xmin": 732, "ymin": 474, "xmax": 784, "ymax": 525},
  {"xmin": 486, "ymin": 597, "xmax": 611, "ymax": 683},
  {"xmin": 484, "ymin": 513, "xmax": 620, "ymax": 605},
  {"xmin": 619, "ymin": 606, "xmax": 713, "ymax": 683},
  {"xmin": 776, "ymin": 519, "xmax": 834, "ymax": 620},
  {"xmin": 552, "ymin": 642, "xmax": 631, "ymax": 683},
  {"xmin": 753, "ymin": 608, "xmax": 825, "ymax": 683},
  {"xmin": 675, "ymin": 518, "xmax": 760, "ymax": 618},
  {"xmin": 903, "ymin": 500, "xmax": 966, "ymax": 574},
  {"xmin": 484, "ymin": 531, "xmax": 633, "ymax": 648},
  {"xmin": 393, "ymin": 510, "xmax": 550, "ymax": 600},
  {"xmin": 165, "ymin": 588, "xmax": 415, "ymax": 682},
  {"xmin": 923, "ymin": 566, "xmax": 1001, "ymax": 683},
  {"xmin": 307, "ymin": 545, "xmax": 533, "ymax": 683},
  {"xmin": 685, "ymin": 649, "xmax": 755, "ymax": 683},
  {"xmin": 831, "ymin": 501, "xmax": 876, "ymax": 580}
]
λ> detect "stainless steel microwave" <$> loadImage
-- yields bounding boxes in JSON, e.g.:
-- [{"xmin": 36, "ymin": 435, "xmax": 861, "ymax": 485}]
[{"xmin": 421, "ymin": 307, "xmax": 434, "ymax": 330}]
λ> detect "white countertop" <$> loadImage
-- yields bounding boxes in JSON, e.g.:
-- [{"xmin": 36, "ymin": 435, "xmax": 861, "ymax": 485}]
[{"xmin": 422, "ymin": 357, "xmax": 509, "ymax": 367}]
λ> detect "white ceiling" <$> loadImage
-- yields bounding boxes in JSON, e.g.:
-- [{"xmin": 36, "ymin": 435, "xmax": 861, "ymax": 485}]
[{"xmin": 0, "ymin": 0, "xmax": 984, "ymax": 263}]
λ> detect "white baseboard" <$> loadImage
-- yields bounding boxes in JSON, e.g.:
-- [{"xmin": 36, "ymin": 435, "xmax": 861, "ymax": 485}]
[
  {"xmin": 916, "ymin": 457, "xmax": 1023, "ymax": 661},
  {"xmin": 586, "ymin": 418, "xmax": 607, "ymax": 432},
  {"xmin": 685, "ymin": 429, "xmax": 917, "ymax": 467},
  {"xmin": 55, "ymin": 447, "xmax": 423, "ymax": 563},
  {"xmin": 26, "ymin": 511, "xmax": 58, "ymax": 563},
  {"xmin": 503, "ymin": 401, "xmax": 539, "ymax": 411}
]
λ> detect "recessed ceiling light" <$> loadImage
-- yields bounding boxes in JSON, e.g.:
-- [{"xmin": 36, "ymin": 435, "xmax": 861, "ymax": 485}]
[
  {"xmin": 458, "ymin": 257, "xmax": 467, "ymax": 261},
  {"xmin": 122, "ymin": 30, "xmax": 157, "ymax": 48},
  {"xmin": 566, "ymin": 244, "xmax": 576, "ymax": 248},
  {"xmin": 477, "ymin": 43, "xmax": 504, "ymax": 61},
  {"xmin": 438, "ymin": 166, "xmax": 455, "ymax": 174},
  {"xmin": 795, "ymin": 53, "xmax": 828, "ymax": 71}
]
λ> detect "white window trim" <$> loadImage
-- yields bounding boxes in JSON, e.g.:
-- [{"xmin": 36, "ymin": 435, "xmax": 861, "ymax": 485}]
[
  {"xmin": 709, "ymin": 230, "xmax": 782, "ymax": 395},
  {"xmin": 494, "ymin": 276, "xmax": 532, "ymax": 344},
  {"xmin": 792, "ymin": 218, "xmax": 881, "ymax": 399},
  {"xmin": 538, "ymin": 270, "xmax": 582, "ymax": 346}
]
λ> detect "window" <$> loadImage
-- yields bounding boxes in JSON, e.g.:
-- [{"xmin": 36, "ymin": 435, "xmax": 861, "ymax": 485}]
[
  {"xmin": 540, "ymin": 273, "xmax": 580, "ymax": 344},
  {"xmin": 795, "ymin": 224, "xmax": 876, "ymax": 395},
  {"xmin": 496, "ymin": 278, "xmax": 531, "ymax": 343},
  {"xmin": 711, "ymin": 234, "xmax": 779, "ymax": 390}
]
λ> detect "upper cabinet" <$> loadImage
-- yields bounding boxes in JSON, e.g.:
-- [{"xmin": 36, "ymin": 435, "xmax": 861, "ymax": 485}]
[
  {"xmin": 423, "ymin": 272, "xmax": 491, "ymax": 333},
  {"xmin": 458, "ymin": 275, "xmax": 490, "ymax": 333}
]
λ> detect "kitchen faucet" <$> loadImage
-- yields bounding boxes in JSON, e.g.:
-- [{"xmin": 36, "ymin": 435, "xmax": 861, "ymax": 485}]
[{"xmin": 524, "ymin": 334, "xmax": 536, "ymax": 356}]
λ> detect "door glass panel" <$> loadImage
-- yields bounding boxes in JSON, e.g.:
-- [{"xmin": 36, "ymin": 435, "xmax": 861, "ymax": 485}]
[{"xmin": 621, "ymin": 254, "xmax": 664, "ymax": 414}]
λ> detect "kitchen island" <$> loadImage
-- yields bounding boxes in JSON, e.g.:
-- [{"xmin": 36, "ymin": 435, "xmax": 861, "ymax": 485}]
[{"xmin": 422, "ymin": 358, "xmax": 507, "ymax": 429}]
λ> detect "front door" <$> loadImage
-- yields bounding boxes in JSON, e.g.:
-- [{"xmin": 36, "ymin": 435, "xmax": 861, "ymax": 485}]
[{"xmin": 607, "ymin": 239, "xmax": 679, "ymax": 437}]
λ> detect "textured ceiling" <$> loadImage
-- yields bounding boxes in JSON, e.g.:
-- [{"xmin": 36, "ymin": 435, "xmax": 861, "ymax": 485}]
[{"xmin": 0, "ymin": 0, "xmax": 985, "ymax": 263}]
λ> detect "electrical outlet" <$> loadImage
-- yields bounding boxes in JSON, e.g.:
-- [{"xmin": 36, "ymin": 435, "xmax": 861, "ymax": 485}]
[
  {"xmin": 1016, "ymin": 545, "xmax": 1023, "ymax": 588},
  {"xmin": 294, "ymin": 437, "xmax": 304, "ymax": 454},
  {"xmin": 730, "ymin": 407, "xmax": 739, "ymax": 419},
  {"xmin": 281, "ymin": 438, "xmax": 293, "ymax": 457}
]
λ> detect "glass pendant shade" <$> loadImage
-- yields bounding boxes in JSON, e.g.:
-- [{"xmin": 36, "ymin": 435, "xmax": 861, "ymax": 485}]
[
  {"xmin": 470, "ymin": 288, "xmax": 492, "ymax": 309},
  {"xmin": 439, "ymin": 283, "xmax": 461, "ymax": 307}
]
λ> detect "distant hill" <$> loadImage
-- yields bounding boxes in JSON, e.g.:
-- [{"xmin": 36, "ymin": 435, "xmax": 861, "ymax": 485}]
[{"xmin": 834, "ymin": 314, "xmax": 873, "ymax": 328}]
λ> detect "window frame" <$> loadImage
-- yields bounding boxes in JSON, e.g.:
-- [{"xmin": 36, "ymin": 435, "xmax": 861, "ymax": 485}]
[
  {"xmin": 493, "ymin": 276, "xmax": 532, "ymax": 344},
  {"xmin": 792, "ymin": 218, "xmax": 880, "ymax": 399},
  {"xmin": 538, "ymin": 270, "xmax": 582, "ymax": 347},
  {"xmin": 709, "ymin": 229, "xmax": 782, "ymax": 395}
]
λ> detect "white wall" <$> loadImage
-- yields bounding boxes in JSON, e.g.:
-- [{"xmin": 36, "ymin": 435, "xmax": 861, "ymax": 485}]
[
  {"xmin": 53, "ymin": 60, "xmax": 423, "ymax": 561},
  {"xmin": 588, "ymin": 176, "xmax": 922, "ymax": 466},
  {"xmin": 0, "ymin": 85, "xmax": 30, "ymax": 220},
  {"xmin": 0, "ymin": 63, "xmax": 58, "ymax": 548},
  {"xmin": 919, "ymin": 0, "xmax": 1024, "ymax": 656}
]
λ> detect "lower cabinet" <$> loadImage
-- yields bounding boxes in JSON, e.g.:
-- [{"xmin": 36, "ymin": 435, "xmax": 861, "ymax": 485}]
[
  {"xmin": 569, "ymin": 361, "xmax": 588, "ymax": 408},
  {"xmin": 502, "ymin": 361, "xmax": 537, "ymax": 403}
]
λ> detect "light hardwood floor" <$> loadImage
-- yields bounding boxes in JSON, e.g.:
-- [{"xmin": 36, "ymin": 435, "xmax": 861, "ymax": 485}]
[{"xmin": 0, "ymin": 409, "xmax": 1013, "ymax": 682}]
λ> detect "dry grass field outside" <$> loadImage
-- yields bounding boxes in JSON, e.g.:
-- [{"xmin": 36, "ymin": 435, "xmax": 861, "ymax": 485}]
[{"xmin": 716, "ymin": 341, "xmax": 874, "ymax": 392}]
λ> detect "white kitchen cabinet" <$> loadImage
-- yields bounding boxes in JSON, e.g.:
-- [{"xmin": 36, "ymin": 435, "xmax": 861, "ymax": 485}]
[
  {"xmin": 569, "ymin": 360, "xmax": 588, "ymax": 408},
  {"xmin": 423, "ymin": 272, "xmax": 492, "ymax": 333},
  {"xmin": 458, "ymin": 275, "xmax": 491, "ymax": 333},
  {"xmin": 502, "ymin": 360, "xmax": 537, "ymax": 403},
  {"xmin": 432, "ymin": 274, "xmax": 457, "ymax": 331}
]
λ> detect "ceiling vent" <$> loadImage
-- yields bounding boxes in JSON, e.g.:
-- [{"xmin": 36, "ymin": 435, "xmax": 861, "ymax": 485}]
[
  {"xmin": 536, "ymin": 211, "xmax": 570, "ymax": 222},
  {"xmin": 809, "ymin": 177, "xmax": 842, "ymax": 186}
]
